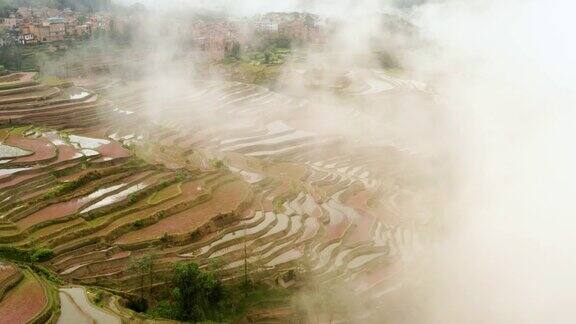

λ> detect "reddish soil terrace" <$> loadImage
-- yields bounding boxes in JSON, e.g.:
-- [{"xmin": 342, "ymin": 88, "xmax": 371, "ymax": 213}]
[
  {"xmin": 0, "ymin": 274, "xmax": 47, "ymax": 323},
  {"xmin": 16, "ymin": 200, "xmax": 82, "ymax": 230},
  {"xmin": 265, "ymin": 162, "xmax": 307, "ymax": 180},
  {"xmin": 58, "ymin": 144, "xmax": 83, "ymax": 161},
  {"xmin": 0, "ymin": 87, "xmax": 60, "ymax": 105},
  {"xmin": 346, "ymin": 209, "xmax": 376, "ymax": 245},
  {"xmin": 85, "ymin": 177, "xmax": 209, "ymax": 239},
  {"xmin": 0, "ymin": 263, "xmax": 18, "ymax": 284},
  {"xmin": 0, "ymin": 72, "xmax": 36, "ymax": 84},
  {"xmin": 0, "ymin": 72, "xmax": 105, "ymax": 128},
  {"xmin": 15, "ymin": 168, "xmax": 156, "ymax": 231},
  {"xmin": 323, "ymin": 212, "xmax": 350, "ymax": 242},
  {"xmin": 0, "ymin": 171, "xmax": 40, "ymax": 189},
  {"xmin": 96, "ymin": 141, "xmax": 131, "ymax": 160},
  {"xmin": 344, "ymin": 190, "xmax": 378, "ymax": 244},
  {"xmin": 116, "ymin": 180, "xmax": 250, "ymax": 244},
  {"xmin": 6, "ymin": 136, "xmax": 57, "ymax": 164}
]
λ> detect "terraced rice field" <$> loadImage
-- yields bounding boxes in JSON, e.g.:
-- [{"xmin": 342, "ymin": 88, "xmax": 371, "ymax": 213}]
[
  {"xmin": 0, "ymin": 68, "xmax": 438, "ymax": 321},
  {"xmin": 99, "ymin": 72, "xmax": 438, "ymax": 310},
  {"xmin": 0, "ymin": 269, "xmax": 51, "ymax": 324}
]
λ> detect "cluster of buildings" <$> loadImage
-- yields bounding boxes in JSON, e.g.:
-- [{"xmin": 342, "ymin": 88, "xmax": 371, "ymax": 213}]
[
  {"xmin": 117, "ymin": 12, "xmax": 324, "ymax": 62},
  {"xmin": 183, "ymin": 12, "xmax": 325, "ymax": 61},
  {"xmin": 254, "ymin": 12, "xmax": 324, "ymax": 43},
  {"xmin": 0, "ymin": 7, "xmax": 325, "ymax": 62},
  {"xmin": 0, "ymin": 7, "xmax": 122, "ymax": 45}
]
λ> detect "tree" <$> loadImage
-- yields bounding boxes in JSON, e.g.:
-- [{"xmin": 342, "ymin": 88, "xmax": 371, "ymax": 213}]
[
  {"xmin": 128, "ymin": 254, "xmax": 155, "ymax": 310},
  {"xmin": 77, "ymin": 15, "xmax": 87, "ymax": 25},
  {"xmin": 263, "ymin": 50, "xmax": 273, "ymax": 65},
  {"xmin": 243, "ymin": 228, "xmax": 249, "ymax": 297},
  {"xmin": 211, "ymin": 159, "xmax": 225, "ymax": 169},
  {"xmin": 30, "ymin": 248, "xmax": 54, "ymax": 262},
  {"xmin": 226, "ymin": 41, "xmax": 241, "ymax": 61},
  {"xmin": 171, "ymin": 262, "xmax": 225, "ymax": 321}
]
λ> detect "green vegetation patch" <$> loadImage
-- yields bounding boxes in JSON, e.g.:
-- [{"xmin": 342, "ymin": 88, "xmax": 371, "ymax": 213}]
[
  {"xmin": 220, "ymin": 44, "xmax": 291, "ymax": 86},
  {"xmin": 124, "ymin": 259, "xmax": 295, "ymax": 323},
  {"xmin": 145, "ymin": 262, "xmax": 227, "ymax": 322},
  {"xmin": 41, "ymin": 170, "xmax": 105, "ymax": 201},
  {"xmin": 147, "ymin": 182, "xmax": 182, "ymax": 205},
  {"xmin": 38, "ymin": 75, "xmax": 68, "ymax": 87},
  {"xmin": 0, "ymin": 246, "xmax": 54, "ymax": 263}
]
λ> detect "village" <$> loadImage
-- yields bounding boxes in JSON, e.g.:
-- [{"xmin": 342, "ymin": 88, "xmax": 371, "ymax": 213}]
[
  {"xmin": 0, "ymin": 6, "xmax": 116, "ymax": 44},
  {"xmin": 0, "ymin": 6, "xmax": 325, "ymax": 62}
]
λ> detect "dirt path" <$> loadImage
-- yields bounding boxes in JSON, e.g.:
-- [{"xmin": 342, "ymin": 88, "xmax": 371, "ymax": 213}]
[
  {"xmin": 58, "ymin": 287, "xmax": 121, "ymax": 324},
  {"xmin": 57, "ymin": 290, "xmax": 92, "ymax": 324}
]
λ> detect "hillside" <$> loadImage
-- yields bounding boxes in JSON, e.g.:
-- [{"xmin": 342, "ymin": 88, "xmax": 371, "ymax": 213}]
[{"xmin": 0, "ymin": 64, "xmax": 438, "ymax": 322}]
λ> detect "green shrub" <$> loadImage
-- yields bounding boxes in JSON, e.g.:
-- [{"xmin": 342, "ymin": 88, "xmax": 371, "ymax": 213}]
[
  {"xmin": 30, "ymin": 264, "xmax": 63, "ymax": 284},
  {"xmin": 43, "ymin": 170, "xmax": 103, "ymax": 200},
  {"xmin": 30, "ymin": 248, "xmax": 54, "ymax": 262},
  {"xmin": 159, "ymin": 232, "xmax": 171, "ymax": 243},
  {"xmin": 175, "ymin": 170, "xmax": 187, "ymax": 181},
  {"xmin": 272, "ymin": 196, "xmax": 287, "ymax": 213},
  {"xmin": 126, "ymin": 297, "xmax": 148, "ymax": 313},
  {"xmin": 154, "ymin": 210, "xmax": 166, "ymax": 219},
  {"xmin": 132, "ymin": 220, "xmax": 144, "ymax": 229},
  {"xmin": 92, "ymin": 291, "xmax": 103, "ymax": 305},
  {"xmin": 0, "ymin": 246, "xmax": 32, "ymax": 262},
  {"xmin": 40, "ymin": 75, "xmax": 67, "ymax": 87},
  {"xmin": 128, "ymin": 193, "xmax": 138, "ymax": 204},
  {"xmin": 0, "ymin": 246, "xmax": 54, "ymax": 263},
  {"xmin": 147, "ymin": 300, "xmax": 174, "ymax": 318},
  {"xmin": 211, "ymin": 159, "xmax": 225, "ymax": 169}
]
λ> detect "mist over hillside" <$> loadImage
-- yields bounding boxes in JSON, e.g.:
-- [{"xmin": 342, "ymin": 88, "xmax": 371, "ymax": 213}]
[{"xmin": 0, "ymin": 0, "xmax": 573, "ymax": 323}]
